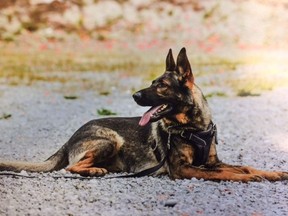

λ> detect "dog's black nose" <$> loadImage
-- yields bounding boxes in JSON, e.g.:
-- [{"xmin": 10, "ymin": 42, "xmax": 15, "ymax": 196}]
[{"xmin": 133, "ymin": 92, "xmax": 142, "ymax": 101}]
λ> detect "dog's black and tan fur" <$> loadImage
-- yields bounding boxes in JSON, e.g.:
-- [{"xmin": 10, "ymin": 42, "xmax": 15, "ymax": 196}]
[{"xmin": 0, "ymin": 48, "xmax": 287, "ymax": 182}]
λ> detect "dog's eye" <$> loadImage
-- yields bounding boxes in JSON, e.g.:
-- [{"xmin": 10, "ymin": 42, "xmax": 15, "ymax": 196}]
[{"xmin": 157, "ymin": 83, "xmax": 167, "ymax": 88}]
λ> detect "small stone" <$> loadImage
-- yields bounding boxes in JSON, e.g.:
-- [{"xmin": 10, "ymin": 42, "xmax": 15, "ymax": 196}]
[{"xmin": 164, "ymin": 199, "xmax": 177, "ymax": 207}]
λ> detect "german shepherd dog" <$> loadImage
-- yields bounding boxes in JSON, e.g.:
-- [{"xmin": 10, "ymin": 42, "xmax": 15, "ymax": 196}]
[{"xmin": 0, "ymin": 48, "xmax": 287, "ymax": 182}]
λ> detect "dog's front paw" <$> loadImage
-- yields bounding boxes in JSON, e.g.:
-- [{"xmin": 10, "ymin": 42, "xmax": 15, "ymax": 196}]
[
  {"xmin": 254, "ymin": 171, "xmax": 288, "ymax": 182},
  {"xmin": 280, "ymin": 172, "xmax": 288, "ymax": 180},
  {"xmin": 261, "ymin": 171, "xmax": 288, "ymax": 181}
]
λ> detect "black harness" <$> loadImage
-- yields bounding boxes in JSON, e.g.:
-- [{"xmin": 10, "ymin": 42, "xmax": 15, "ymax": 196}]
[{"xmin": 179, "ymin": 122, "xmax": 218, "ymax": 166}]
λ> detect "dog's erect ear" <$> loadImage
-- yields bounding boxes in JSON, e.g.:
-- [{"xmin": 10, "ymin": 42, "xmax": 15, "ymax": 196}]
[
  {"xmin": 166, "ymin": 49, "xmax": 176, "ymax": 71},
  {"xmin": 176, "ymin": 47, "xmax": 194, "ymax": 83}
]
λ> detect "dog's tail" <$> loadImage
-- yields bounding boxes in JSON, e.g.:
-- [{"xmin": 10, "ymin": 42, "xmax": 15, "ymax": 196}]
[{"xmin": 0, "ymin": 143, "xmax": 69, "ymax": 173}]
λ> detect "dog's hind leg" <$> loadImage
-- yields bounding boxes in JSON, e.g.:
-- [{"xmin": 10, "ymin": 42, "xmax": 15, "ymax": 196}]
[
  {"xmin": 66, "ymin": 150, "xmax": 108, "ymax": 177},
  {"xmin": 65, "ymin": 126, "xmax": 125, "ymax": 177},
  {"xmin": 66, "ymin": 139, "xmax": 119, "ymax": 177}
]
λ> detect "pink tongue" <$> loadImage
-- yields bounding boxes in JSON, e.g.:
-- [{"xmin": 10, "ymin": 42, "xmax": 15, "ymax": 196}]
[{"xmin": 139, "ymin": 106, "xmax": 161, "ymax": 126}]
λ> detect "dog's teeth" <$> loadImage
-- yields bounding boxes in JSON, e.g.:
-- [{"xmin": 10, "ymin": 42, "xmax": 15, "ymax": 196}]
[
  {"xmin": 158, "ymin": 104, "xmax": 167, "ymax": 112},
  {"xmin": 154, "ymin": 105, "xmax": 168, "ymax": 116}
]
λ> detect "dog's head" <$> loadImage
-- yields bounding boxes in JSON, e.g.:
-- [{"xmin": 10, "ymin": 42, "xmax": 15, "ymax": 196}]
[{"xmin": 133, "ymin": 47, "xmax": 196, "ymax": 126}]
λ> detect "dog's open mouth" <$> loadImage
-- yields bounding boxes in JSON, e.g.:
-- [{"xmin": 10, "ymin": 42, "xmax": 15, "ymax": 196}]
[{"xmin": 139, "ymin": 104, "xmax": 172, "ymax": 126}]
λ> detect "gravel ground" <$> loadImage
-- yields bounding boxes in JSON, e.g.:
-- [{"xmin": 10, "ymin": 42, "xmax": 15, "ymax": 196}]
[{"xmin": 0, "ymin": 74, "xmax": 288, "ymax": 216}]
